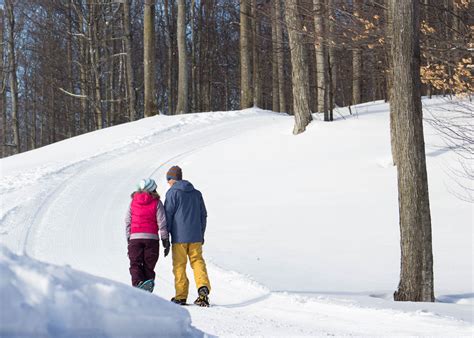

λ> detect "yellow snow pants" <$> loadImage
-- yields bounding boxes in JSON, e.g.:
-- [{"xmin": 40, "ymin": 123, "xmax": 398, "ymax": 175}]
[{"xmin": 172, "ymin": 242, "xmax": 211, "ymax": 300}]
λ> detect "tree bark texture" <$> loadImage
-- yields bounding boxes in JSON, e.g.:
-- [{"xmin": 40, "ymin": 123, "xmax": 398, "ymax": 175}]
[
  {"xmin": 275, "ymin": 0, "xmax": 286, "ymax": 113},
  {"xmin": 352, "ymin": 0, "xmax": 363, "ymax": 105},
  {"xmin": 313, "ymin": 0, "xmax": 328, "ymax": 115},
  {"xmin": 5, "ymin": 0, "xmax": 19, "ymax": 153},
  {"xmin": 123, "ymin": 0, "xmax": 137, "ymax": 121},
  {"xmin": 284, "ymin": 0, "xmax": 313, "ymax": 134},
  {"xmin": 390, "ymin": 0, "xmax": 434, "ymax": 303},
  {"xmin": 144, "ymin": 0, "xmax": 157, "ymax": 117},
  {"xmin": 176, "ymin": 0, "xmax": 189, "ymax": 114},
  {"xmin": 240, "ymin": 0, "xmax": 253, "ymax": 109},
  {"xmin": 252, "ymin": 0, "xmax": 261, "ymax": 107},
  {"xmin": 271, "ymin": 1, "xmax": 279, "ymax": 112}
]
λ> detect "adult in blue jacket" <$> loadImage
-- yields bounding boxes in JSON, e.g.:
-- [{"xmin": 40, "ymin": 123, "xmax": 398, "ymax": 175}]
[{"xmin": 164, "ymin": 166, "xmax": 211, "ymax": 307}]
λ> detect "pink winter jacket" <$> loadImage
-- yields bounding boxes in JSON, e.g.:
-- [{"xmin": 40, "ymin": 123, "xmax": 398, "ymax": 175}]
[{"xmin": 125, "ymin": 192, "xmax": 169, "ymax": 241}]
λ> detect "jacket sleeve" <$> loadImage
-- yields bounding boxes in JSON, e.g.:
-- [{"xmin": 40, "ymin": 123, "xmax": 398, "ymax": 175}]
[
  {"xmin": 156, "ymin": 200, "xmax": 169, "ymax": 240},
  {"xmin": 164, "ymin": 190, "xmax": 176, "ymax": 234},
  {"xmin": 125, "ymin": 204, "xmax": 132, "ymax": 241},
  {"xmin": 199, "ymin": 192, "xmax": 207, "ymax": 238}
]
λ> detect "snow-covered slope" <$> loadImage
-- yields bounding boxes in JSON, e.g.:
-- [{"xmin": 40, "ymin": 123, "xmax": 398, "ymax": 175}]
[
  {"xmin": 0, "ymin": 245, "xmax": 203, "ymax": 337},
  {"xmin": 0, "ymin": 98, "xmax": 472, "ymax": 336}
]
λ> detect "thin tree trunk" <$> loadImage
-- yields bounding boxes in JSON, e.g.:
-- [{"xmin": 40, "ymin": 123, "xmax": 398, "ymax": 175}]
[
  {"xmin": 191, "ymin": 0, "xmax": 197, "ymax": 112},
  {"xmin": 328, "ymin": 0, "xmax": 336, "ymax": 110},
  {"xmin": 240, "ymin": 0, "xmax": 253, "ymax": 109},
  {"xmin": 252, "ymin": 0, "xmax": 261, "ymax": 107},
  {"xmin": 352, "ymin": 0, "xmax": 363, "ymax": 105},
  {"xmin": 176, "ymin": 0, "xmax": 188, "ymax": 114},
  {"xmin": 284, "ymin": 0, "xmax": 313, "ymax": 134},
  {"xmin": 144, "ymin": 0, "xmax": 157, "ymax": 117},
  {"xmin": 5, "ymin": 0, "xmax": 19, "ymax": 153},
  {"xmin": 386, "ymin": 0, "xmax": 397, "ymax": 165},
  {"xmin": 271, "ymin": 1, "xmax": 279, "ymax": 112},
  {"xmin": 390, "ymin": 0, "xmax": 434, "ymax": 303},
  {"xmin": 123, "ymin": 0, "xmax": 136, "ymax": 121},
  {"xmin": 77, "ymin": 3, "xmax": 87, "ymax": 133},
  {"xmin": 90, "ymin": 4, "xmax": 102, "ymax": 130},
  {"xmin": 0, "ymin": 8, "xmax": 6, "ymax": 157},
  {"xmin": 275, "ymin": 0, "xmax": 286, "ymax": 113}
]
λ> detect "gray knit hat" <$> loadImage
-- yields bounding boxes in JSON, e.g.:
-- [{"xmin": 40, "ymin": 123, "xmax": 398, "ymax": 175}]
[{"xmin": 138, "ymin": 178, "xmax": 157, "ymax": 192}]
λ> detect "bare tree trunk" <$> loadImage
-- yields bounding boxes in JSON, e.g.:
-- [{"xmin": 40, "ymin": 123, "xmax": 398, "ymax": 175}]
[
  {"xmin": 5, "ymin": 0, "xmax": 19, "ymax": 153},
  {"xmin": 390, "ymin": 0, "xmax": 434, "ymax": 303},
  {"xmin": 352, "ymin": 0, "xmax": 362, "ymax": 105},
  {"xmin": 271, "ymin": 1, "xmax": 279, "ymax": 112},
  {"xmin": 123, "ymin": 0, "xmax": 136, "ymax": 121},
  {"xmin": 240, "ymin": 0, "xmax": 253, "ymax": 109},
  {"xmin": 191, "ymin": 0, "xmax": 197, "ymax": 112},
  {"xmin": 89, "ymin": 4, "xmax": 102, "ymax": 130},
  {"xmin": 77, "ymin": 3, "xmax": 88, "ymax": 133},
  {"xmin": 328, "ymin": 0, "xmax": 337, "ymax": 109},
  {"xmin": 0, "ymin": 8, "xmax": 6, "ymax": 157},
  {"xmin": 386, "ymin": 0, "xmax": 397, "ymax": 165},
  {"xmin": 252, "ymin": 0, "xmax": 261, "ymax": 107},
  {"xmin": 144, "ymin": 0, "xmax": 157, "ymax": 117},
  {"xmin": 176, "ymin": 0, "xmax": 188, "ymax": 114},
  {"xmin": 275, "ymin": 0, "xmax": 286, "ymax": 113},
  {"xmin": 284, "ymin": 0, "xmax": 312, "ymax": 134},
  {"xmin": 314, "ymin": 0, "xmax": 328, "ymax": 116}
]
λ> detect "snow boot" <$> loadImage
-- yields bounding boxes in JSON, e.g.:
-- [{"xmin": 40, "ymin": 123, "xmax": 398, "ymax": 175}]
[
  {"xmin": 138, "ymin": 279, "xmax": 155, "ymax": 293},
  {"xmin": 171, "ymin": 297, "xmax": 187, "ymax": 306},
  {"xmin": 194, "ymin": 286, "xmax": 210, "ymax": 307}
]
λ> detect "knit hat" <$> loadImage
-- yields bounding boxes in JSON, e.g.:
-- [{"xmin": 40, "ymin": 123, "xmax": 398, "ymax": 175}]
[
  {"xmin": 138, "ymin": 178, "xmax": 157, "ymax": 192},
  {"xmin": 166, "ymin": 166, "xmax": 183, "ymax": 181}
]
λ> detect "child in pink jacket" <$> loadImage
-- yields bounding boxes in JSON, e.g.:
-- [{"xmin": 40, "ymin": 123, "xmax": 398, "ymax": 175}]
[{"xmin": 125, "ymin": 178, "xmax": 170, "ymax": 292}]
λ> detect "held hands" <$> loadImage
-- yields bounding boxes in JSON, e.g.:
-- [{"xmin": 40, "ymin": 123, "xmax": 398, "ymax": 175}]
[{"xmin": 162, "ymin": 238, "xmax": 170, "ymax": 257}]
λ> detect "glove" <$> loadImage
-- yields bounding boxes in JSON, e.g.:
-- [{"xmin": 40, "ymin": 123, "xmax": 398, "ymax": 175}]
[{"xmin": 162, "ymin": 238, "xmax": 170, "ymax": 257}]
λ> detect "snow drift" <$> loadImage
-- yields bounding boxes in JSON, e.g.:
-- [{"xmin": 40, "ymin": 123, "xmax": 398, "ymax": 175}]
[{"xmin": 0, "ymin": 245, "xmax": 203, "ymax": 338}]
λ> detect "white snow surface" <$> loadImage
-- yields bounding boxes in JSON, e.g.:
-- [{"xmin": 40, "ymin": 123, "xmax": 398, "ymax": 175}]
[
  {"xmin": 0, "ymin": 246, "xmax": 203, "ymax": 338},
  {"xmin": 0, "ymin": 98, "xmax": 473, "ymax": 336}
]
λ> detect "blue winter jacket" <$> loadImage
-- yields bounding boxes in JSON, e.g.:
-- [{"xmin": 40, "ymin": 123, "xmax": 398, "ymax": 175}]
[{"xmin": 164, "ymin": 180, "xmax": 207, "ymax": 244}]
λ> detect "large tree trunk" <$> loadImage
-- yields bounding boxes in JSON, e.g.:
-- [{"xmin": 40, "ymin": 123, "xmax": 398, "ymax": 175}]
[
  {"xmin": 275, "ymin": 0, "xmax": 286, "ymax": 113},
  {"xmin": 313, "ymin": 0, "xmax": 328, "ymax": 117},
  {"xmin": 284, "ymin": 0, "xmax": 312, "ymax": 134},
  {"xmin": 5, "ymin": 0, "xmax": 19, "ymax": 153},
  {"xmin": 176, "ymin": 0, "xmax": 188, "ymax": 114},
  {"xmin": 123, "ymin": 0, "xmax": 137, "ymax": 121},
  {"xmin": 144, "ymin": 0, "xmax": 157, "ymax": 117},
  {"xmin": 390, "ymin": 0, "xmax": 434, "ymax": 303},
  {"xmin": 240, "ymin": 0, "xmax": 253, "ymax": 109},
  {"xmin": 252, "ymin": 0, "xmax": 262, "ymax": 107}
]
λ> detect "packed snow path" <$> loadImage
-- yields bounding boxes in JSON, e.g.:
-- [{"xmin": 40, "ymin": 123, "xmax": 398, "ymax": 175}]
[{"xmin": 1, "ymin": 102, "xmax": 472, "ymax": 336}]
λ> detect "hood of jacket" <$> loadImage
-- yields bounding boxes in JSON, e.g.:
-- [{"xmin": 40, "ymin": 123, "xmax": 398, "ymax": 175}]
[
  {"xmin": 133, "ymin": 192, "xmax": 157, "ymax": 205},
  {"xmin": 170, "ymin": 180, "xmax": 195, "ymax": 193}
]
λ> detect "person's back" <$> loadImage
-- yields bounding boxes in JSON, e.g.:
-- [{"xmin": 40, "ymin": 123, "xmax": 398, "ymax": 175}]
[
  {"xmin": 165, "ymin": 180, "xmax": 206, "ymax": 244},
  {"xmin": 164, "ymin": 166, "xmax": 211, "ymax": 307}
]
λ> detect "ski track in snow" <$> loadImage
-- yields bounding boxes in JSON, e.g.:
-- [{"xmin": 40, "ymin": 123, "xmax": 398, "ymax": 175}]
[{"xmin": 1, "ymin": 105, "xmax": 473, "ymax": 336}]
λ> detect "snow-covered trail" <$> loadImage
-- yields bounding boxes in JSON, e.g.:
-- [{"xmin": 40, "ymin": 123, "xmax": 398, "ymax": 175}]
[{"xmin": 1, "ymin": 104, "xmax": 473, "ymax": 336}]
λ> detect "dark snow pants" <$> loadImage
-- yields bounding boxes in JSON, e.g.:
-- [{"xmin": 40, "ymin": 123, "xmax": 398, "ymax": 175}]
[{"xmin": 128, "ymin": 239, "xmax": 160, "ymax": 286}]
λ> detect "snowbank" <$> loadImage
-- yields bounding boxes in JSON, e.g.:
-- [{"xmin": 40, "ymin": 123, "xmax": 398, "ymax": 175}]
[{"xmin": 0, "ymin": 245, "xmax": 203, "ymax": 338}]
